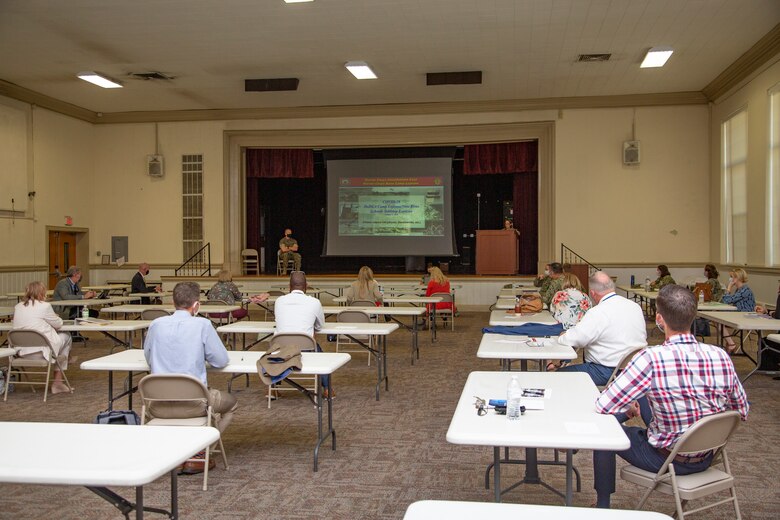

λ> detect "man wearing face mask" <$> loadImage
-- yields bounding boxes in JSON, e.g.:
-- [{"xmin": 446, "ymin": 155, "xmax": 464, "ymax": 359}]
[
  {"xmin": 591, "ymin": 284, "xmax": 749, "ymax": 508},
  {"xmin": 131, "ymin": 262, "xmax": 162, "ymax": 304},
  {"xmin": 143, "ymin": 281, "xmax": 237, "ymax": 474},
  {"xmin": 52, "ymin": 265, "xmax": 97, "ymax": 319},
  {"xmin": 533, "ymin": 263, "xmax": 552, "ymax": 294},
  {"xmin": 279, "ymin": 228, "xmax": 301, "ymax": 275}
]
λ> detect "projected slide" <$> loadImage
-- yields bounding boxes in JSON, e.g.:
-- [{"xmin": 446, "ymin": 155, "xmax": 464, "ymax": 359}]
[{"xmin": 338, "ymin": 177, "xmax": 445, "ymax": 236}]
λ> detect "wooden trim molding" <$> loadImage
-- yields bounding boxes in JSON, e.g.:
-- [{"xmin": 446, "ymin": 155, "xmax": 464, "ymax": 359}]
[
  {"xmin": 224, "ymin": 122, "xmax": 556, "ymax": 274},
  {"xmin": 0, "ymin": 79, "xmax": 97, "ymax": 123},
  {"xmin": 702, "ymin": 23, "xmax": 780, "ymax": 101}
]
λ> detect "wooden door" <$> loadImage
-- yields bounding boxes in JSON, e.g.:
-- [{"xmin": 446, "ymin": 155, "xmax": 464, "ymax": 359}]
[{"xmin": 48, "ymin": 231, "xmax": 77, "ymax": 289}]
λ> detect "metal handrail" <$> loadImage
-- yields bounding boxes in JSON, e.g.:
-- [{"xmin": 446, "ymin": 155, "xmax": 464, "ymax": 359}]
[
  {"xmin": 560, "ymin": 243, "xmax": 601, "ymax": 276},
  {"xmin": 175, "ymin": 243, "xmax": 211, "ymax": 277}
]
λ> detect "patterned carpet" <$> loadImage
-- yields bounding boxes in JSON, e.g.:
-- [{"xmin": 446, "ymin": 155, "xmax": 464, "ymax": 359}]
[{"xmin": 0, "ymin": 310, "xmax": 777, "ymax": 519}]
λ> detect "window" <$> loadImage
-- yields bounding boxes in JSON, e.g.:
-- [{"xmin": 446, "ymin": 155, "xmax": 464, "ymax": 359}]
[
  {"xmin": 182, "ymin": 154, "xmax": 204, "ymax": 261},
  {"xmin": 722, "ymin": 110, "xmax": 748, "ymax": 264},
  {"xmin": 769, "ymin": 86, "xmax": 780, "ymax": 265}
]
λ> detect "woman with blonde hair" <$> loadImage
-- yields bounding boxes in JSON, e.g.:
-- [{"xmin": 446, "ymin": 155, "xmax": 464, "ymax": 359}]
[
  {"xmin": 207, "ymin": 270, "xmax": 249, "ymax": 320},
  {"xmin": 11, "ymin": 281, "xmax": 73, "ymax": 395},
  {"xmin": 425, "ymin": 266, "xmax": 455, "ymax": 313},
  {"xmin": 550, "ymin": 272, "xmax": 592, "ymax": 330},
  {"xmin": 721, "ymin": 268, "xmax": 755, "ymax": 353},
  {"xmin": 345, "ymin": 266, "xmax": 383, "ymax": 305}
]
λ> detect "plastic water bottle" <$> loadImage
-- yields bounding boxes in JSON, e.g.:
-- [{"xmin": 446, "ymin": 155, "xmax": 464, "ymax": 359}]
[
  {"xmin": 699, "ymin": 291, "xmax": 705, "ymax": 305},
  {"xmin": 514, "ymin": 296, "xmax": 521, "ymax": 313},
  {"xmin": 507, "ymin": 375, "xmax": 523, "ymax": 421},
  {"xmin": 630, "ymin": 275, "xmax": 635, "ymax": 287},
  {"xmin": 81, "ymin": 305, "xmax": 89, "ymax": 319}
]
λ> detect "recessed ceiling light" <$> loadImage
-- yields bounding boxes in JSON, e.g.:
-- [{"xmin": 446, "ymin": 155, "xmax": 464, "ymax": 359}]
[
  {"xmin": 284, "ymin": 0, "xmax": 313, "ymax": 3},
  {"xmin": 77, "ymin": 71, "xmax": 123, "ymax": 88},
  {"xmin": 640, "ymin": 47, "xmax": 673, "ymax": 68},
  {"xmin": 345, "ymin": 61, "xmax": 377, "ymax": 80}
]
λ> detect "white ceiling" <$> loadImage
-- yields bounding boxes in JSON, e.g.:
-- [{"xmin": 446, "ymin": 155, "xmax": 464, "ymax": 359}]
[{"xmin": 1, "ymin": 0, "xmax": 778, "ymax": 114}]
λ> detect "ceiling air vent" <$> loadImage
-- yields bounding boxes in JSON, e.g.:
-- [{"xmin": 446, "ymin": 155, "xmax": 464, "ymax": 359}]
[
  {"xmin": 426, "ymin": 71, "xmax": 483, "ymax": 86},
  {"xmin": 128, "ymin": 71, "xmax": 176, "ymax": 81},
  {"xmin": 577, "ymin": 54, "xmax": 611, "ymax": 62}
]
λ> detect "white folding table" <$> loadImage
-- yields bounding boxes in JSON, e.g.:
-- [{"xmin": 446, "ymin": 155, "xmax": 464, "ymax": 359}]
[
  {"xmin": 403, "ymin": 500, "xmax": 673, "ymax": 519},
  {"xmin": 0, "ymin": 307, "xmax": 14, "ymax": 318},
  {"xmin": 477, "ymin": 333, "xmax": 577, "ymax": 371},
  {"xmin": 81, "ymin": 349, "xmax": 350, "ymax": 471},
  {"xmin": 100, "ymin": 304, "xmax": 242, "ymax": 323},
  {"xmin": 489, "ymin": 309, "xmax": 558, "ymax": 326},
  {"xmin": 323, "ymin": 305, "xmax": 428, "ymax": 363},
  {"xmin": 697, "ymin": 310, "xmax": 780, "ymax": 381},
  {"xmin": 217, "ymin": 321, "xmax": 399, "ymax": 400},
  {"xmin": 332, "ymin": 295, "xmax": 443, "ymax": 339},
  {"xmin": 0, "ymin": 320, "xmax": 151, "ymax": 350},
  {"xmin": 0, "ymin": 421, "xmax": 219, "ymax": 520},
  {"xmin": 447, "ymin": 371, "xmax": 629, "ymax": 505}
]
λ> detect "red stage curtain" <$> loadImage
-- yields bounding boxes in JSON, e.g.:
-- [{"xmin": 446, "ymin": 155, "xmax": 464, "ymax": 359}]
[
  {"xmin": 246, "ymin": 148, "xmax": 314, "ymax": 178},
  {"xmin": 514, "ymin": 172, "xmax": 538, "ymax": 274},
  {"xmin": 463, "ymin": 141, "xmax": 537, "ymax": 175},
  {"xmin": 246, "ymin": 178, "xmax": 261, "ymax": 253}
]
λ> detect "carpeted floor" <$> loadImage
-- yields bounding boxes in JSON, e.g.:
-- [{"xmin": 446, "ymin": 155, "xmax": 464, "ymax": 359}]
[{"xmin": 0, "ymin": 310, "xmax": 778, "ymax": 519}]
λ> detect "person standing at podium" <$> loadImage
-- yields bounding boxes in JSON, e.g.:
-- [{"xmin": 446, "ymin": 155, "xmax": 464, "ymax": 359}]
[{"xmin": 503, "ymin": 218, "xmax": 520, "ymax": 235}]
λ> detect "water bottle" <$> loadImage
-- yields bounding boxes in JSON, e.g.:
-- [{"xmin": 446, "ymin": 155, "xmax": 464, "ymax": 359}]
[
  {"xmin": 514, "ymin": 296, "xmax": 521, "ymax": 314},
  {"xmin": 81, "ymin": 305, "xmax": 89, "ymax": 319},
  {"xmin": 507, "ymin": 375, "xmax": 523, "ymax": 421},
  {"xmin": 699, "ymin": 291, "xmax": 705, "ymax": 305},
  {"xmin": 630, "ymin": 275, "xmax": 635, "ymax": 287}
]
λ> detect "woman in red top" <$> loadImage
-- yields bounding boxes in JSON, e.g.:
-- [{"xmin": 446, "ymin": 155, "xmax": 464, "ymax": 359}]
[{"xmin": 425, "ymin": 266, "xmax": 455, "ymax": 313}]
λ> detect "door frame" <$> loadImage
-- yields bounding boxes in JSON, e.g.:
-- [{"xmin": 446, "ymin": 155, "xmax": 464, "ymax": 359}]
[{"xmin": 46, "ymin": 226, "xmax": 90, "ymax": 284}]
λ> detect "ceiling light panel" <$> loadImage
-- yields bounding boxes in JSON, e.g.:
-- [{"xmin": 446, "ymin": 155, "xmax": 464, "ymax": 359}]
[
  {"xmin": 77, "ymin": 72, "xmax": 123, "ymax": 88},
  {"xmin": 345, "ymin": 61, "xmax": 377, "ymax": 80},
  {"xmin": 640, "ymin": 47, "xmax": 673, "ymax": 68}
]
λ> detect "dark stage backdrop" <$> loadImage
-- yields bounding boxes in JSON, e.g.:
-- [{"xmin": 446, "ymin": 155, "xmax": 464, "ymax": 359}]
[{"xmin": 246, "ymin": 146, "xmax": 538, "ymax": 274}]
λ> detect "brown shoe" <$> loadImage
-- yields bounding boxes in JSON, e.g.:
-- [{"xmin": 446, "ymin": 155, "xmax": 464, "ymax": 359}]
[
  {"xmin": 180, "ymin": 453, "xmax": 216, "ymax": 475},
  {"xmin": 322, "ymin": 388, "xmax": 336, "ymax": 399}
]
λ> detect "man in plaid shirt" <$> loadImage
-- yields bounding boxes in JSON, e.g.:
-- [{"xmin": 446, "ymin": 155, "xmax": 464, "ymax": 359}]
[{"xmin": 593, "ymin": 284, "xmax": 749, "ymax": 508}]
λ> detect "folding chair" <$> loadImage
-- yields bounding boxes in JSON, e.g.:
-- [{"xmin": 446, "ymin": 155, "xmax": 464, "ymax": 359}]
[
  {"xmin": 138, "ymin": 373, "xmax": 228, "ymax": 491},
  {"xmin": 599, "ymin": 346, "xmax": 646, "ymax": 390},
  {"xmin": 140, "ymin": 309, "xmax": 171, "ymax": 320},
  {"xmin": 264, "ymin": 333, "xmax": 317, "ymax": 408},
  {"xmin": 620, "ymin": 410, "xmax": 743, "ymax": 520},
  {"xmin": 241, "ymin": 248, "xmax": 259, "ymax": 275},
  {"xmin": 336, "ymin": 310, "xmax": 372, "ymax": 366},
  {"xmin": 5, "ymin": 330, "xmax": 72, "ymax": 402},
  {"xmin": 430, "ymin": 292, "xmax": 455, "ymax": 330}
]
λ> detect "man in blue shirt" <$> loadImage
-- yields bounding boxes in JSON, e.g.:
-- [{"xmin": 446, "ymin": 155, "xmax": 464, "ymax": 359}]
[{"xmin": 143, "ymin": 281, "xmax": 237, "ymax": 473}]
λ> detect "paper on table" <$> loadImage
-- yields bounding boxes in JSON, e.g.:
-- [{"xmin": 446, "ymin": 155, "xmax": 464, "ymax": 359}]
[{"xmin": 565, "ymin": 422, "xmax": 599, "ymax": 435}]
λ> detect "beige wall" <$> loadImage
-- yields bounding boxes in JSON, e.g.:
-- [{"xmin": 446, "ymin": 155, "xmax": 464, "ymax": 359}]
[
  {"xmin": 555, "ymin": 105, "xmax": 711, "ymax": 264},
  {"xmin": 0, "ymin": 106, "xmax": 94, "ymax": 268},
  {"xmin": 710, "ymin": 56, "xmax": 780, "ymax": 266}
]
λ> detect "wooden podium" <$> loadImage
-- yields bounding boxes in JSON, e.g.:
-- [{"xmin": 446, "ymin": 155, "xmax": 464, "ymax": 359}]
[{"xmin": 475, "ymin": 230, "xmax": 519, "ymax": 275}]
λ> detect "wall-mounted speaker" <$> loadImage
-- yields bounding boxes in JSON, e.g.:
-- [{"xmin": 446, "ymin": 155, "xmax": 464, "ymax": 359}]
[
  {"xmin": 623, "ymin": 140, "xmax": 640, "ymax": 165},
  {"xmin": 147, "ymin": 154, "xmax": 164, "ymax": 177}
]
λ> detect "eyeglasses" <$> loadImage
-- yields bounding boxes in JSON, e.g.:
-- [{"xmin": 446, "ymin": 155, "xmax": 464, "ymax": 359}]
[{"xmin": 474, "ymin": 396, "xmax": 490, "ymax": 416}]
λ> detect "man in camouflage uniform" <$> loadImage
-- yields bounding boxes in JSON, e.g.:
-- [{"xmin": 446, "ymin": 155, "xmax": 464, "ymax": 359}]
[
  {"xmin": 540, "ymin": 262, "xmax": 565, "ymax": 306},
  {"xmin": 279, "ymin": 228, "xmax": 301, "ymax": 275},
  {"xmin": 534, "ymin": 263, "xmax": 552, "ymax": 296}
]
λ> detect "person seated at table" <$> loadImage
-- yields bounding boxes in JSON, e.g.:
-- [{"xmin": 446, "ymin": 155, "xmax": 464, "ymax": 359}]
[
  {"xmin": 425, "ymin": 266, "xmax": 456, "ymax": 315},
  {"xmin": 720, "ymin": 268, "xmax": 756, "ymax": 353},
  {"xmin": 540, "ymin": 262, "xmax": 565, "ymax": 307},
  {"xmin": 279, "ymin": 228, "xmax": 301, "ymax": 275},
  {"xmin": 533, "ymin": 263, "xmax": 552, "ymax": 293},
  {"xmin": 143, "ymin": 281, "xmax": 238, "ymax": 474},
  {"xmin": 704, "ymin": 263, "xmax": 724, "ymax": 302},
  {"xmin": 52, "ymin": 265, "xmax": 97, "ymax": 319},
  {"xmin": 649, "ymin": 264, "xmax": 675, "ymax": 290},
  {"xmin": 593, "ymin": 284, "xmax": 749, "ymax": 509},
  {"xmin": 554, "ymin": 272, "xmax": 647, "ymax": 386},
  {"xmin": 755, "ymin": 281, "xmax": 780, "ymax": 374},
  {"xmin": 550, "ymin": 272, "xmax": 592, "ymax": 330},
  {"xmin": 345, "ymin": 266, "xmax": 383, "ymax": 305},
  {"xmin": 274, "ymin": 271, "xmax": 333, "ymax": 397},
  {"xmin": 12, "ymin": 281, "xmax": 74, "ymax": 395},
  {"xmin": 131, "ymin": 262, "xmax": 162, "ymax": 304},
  {"xmin": 206, "ymin": 270, "xmax": 253, "ymax": 321}
]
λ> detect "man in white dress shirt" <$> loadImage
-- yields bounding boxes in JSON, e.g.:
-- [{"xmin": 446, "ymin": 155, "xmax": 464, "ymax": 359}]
[
  {"xmin": 557, "ymin": 271, "xmax": 647, "ymax": 386},
  {"xmin": 273, "ymin": 271, "xmax": 332, "ymax": 395}
]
